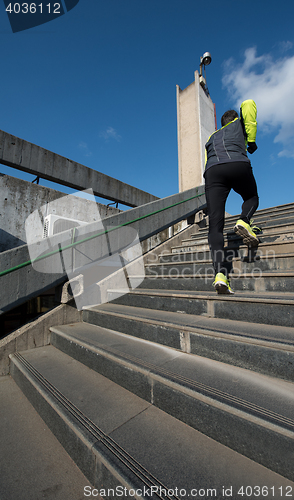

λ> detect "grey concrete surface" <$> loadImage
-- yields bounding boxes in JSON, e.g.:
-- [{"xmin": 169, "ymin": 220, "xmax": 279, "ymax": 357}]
[
  {"xmin": 177, "ymin": 71, "xmax": 215, "ymax": 191},
  {"xmin": 0, "ymin": 375, "xmax": 92, "ymax": 500},
  {"xmin": 0, "ymin": 173, "xmax": 120, "ymax": 252},
  {"xmin": 47, "ymin": 322, "xmax": 294, "ymax": 480},
  {"xmin": 110, "ymin": 404, "xmax": 294, "ymax": 495},
  {"xmin": 17, "ymin": 345, "xmax": 152, "ymax": 435},
  {"xmin": 9, "ymin": 345, "xmax": 294, "ymax": 496},
  {"xmin": 83, "ymin": 302, "xmax": 294, "ymax": 381},
  {"xmin": 107, "ymin": 286, "xmax": 294, "ymax": 327},
  {"xmin": 0, "ymin": 301, "xmax": 81, "ymax": 376},
  {"xmin": 49, "ymin": 323, "xmax": 294, "ymax": 424},
  {"xmin": 0, "ymin": 129, "xmax": 158, "ymax": 207}
]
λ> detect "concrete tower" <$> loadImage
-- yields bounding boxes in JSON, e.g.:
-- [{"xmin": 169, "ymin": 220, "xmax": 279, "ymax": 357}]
[{"xmin": 177, "ymin": 70, "xmax": 216, "ymax": 192}]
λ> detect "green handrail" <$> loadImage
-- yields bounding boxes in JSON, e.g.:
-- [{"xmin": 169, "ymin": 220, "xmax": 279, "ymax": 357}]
[{"xmin": 0, "ymin": 192, "xmax": 205, "ymax": 278}]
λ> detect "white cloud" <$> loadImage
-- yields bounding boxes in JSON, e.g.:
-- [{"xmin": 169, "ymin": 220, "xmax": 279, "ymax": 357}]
[
  {"xmin": 278, "ymin": 41, "xmax": 293, "ymax": 53},
  {"xmin": 99, "ymin": 127, "xmax": 122, "ymax": 142},
  {"xmin": 78, "ymin": 141, "xmax": 92, "ymax": 157},
  {"xmin": 222, "ymin": 47, "xmax": 294, "ymax": 158}
]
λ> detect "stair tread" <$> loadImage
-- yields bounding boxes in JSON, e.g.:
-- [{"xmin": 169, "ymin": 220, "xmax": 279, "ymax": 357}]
[
  {"xmin": 171, "ymin": 240, "xmax": 294, "ymax": 253},
  {"xmin": 110, "ymin": 287, "xmax": 294, "ymax": 303},
  {"xmin": 224, "ymin": 204, "xmax": 294, "ymax": 218},
  {"xmin": 87, "ymin": 302, "xmax": 294, "ymax": 347},
  {"xmin": 181, "ymin": 228, "xmax": 294, "ymax": 244},
  {"xmin": 11, "ymin": 345, "xmax": 294, "ymax": 492},
  {"xmin": 147, "ymin": 252, "xmax": 294, "ymax": 266},
  {"xmin": 49, "ymin": 323, "xmax": 294, "ymax": 430},
  {"xmin": 0, "ymin": 375, "xmax": 91, "ymax": 500},
  {"xmin": 171, "ymin": 239, "xmax": 294, "ymax": 253},
  {"xmin": 163, "ymin": 249, "xmax": 294, "ymax": 259},
  {"xmin": 196, "ymin": 218, "xmax": 294, "ymax": 233},
  {"xmin": 142, "ymin": 273, "xmax": 294, "ymax": 280}
]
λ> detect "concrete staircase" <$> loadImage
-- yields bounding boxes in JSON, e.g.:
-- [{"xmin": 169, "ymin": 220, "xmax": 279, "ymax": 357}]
[{"xmin": 6, "ymin": 202, "xmax": 294, "ymax": 498}]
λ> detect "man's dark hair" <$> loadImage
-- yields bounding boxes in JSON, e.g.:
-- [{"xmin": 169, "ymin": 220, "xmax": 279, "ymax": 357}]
[{"xmin": 221, "ymin": 110, "xmax": 239, "ymax": 127}]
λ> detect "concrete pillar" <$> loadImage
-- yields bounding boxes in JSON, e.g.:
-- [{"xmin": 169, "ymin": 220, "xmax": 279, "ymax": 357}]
[{"xmin": 177, "ymin": 70, "xmax": 216, "ymax": 192}]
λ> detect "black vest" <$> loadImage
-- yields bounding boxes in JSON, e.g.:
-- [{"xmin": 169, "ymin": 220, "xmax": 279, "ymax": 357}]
[{"xmin": 204, "ymin": 118, "xmax": 249, "ymax": 175}]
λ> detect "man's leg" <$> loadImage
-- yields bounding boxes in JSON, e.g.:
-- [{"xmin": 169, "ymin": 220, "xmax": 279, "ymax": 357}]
[
  {"xmin": 232, "ymin": 164, "xmax": 259, "ymax": 221},
  {"xmin": 230, "ymin": 162, "xmax": 259, "ymax": 245},
  {"xmin": 205, "ymin": 166, "xmax": 230, "ymax": 277}
]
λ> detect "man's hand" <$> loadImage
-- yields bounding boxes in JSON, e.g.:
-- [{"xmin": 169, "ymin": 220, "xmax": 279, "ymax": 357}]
[{"xmin": 247, "ymin": 142, "xmax": 258, "ymax": 154}]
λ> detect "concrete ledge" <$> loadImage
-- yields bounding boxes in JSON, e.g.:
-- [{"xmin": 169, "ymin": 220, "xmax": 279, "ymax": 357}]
[
  {"xmin": 0, "ymin": 130, "xmax": 158, "ymax": 207},
  {"xmin": 0, "ymin": 173, "xmax": 121, "ymax": 253},
  {"xmin": 0, "ymin": 301, "xmax": 81, "ymax": 375}
]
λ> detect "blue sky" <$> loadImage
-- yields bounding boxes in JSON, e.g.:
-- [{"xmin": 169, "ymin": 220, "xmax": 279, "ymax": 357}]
[{"xmin": 0, "ymin": 0, "xmax": 294, "ymax": 215}]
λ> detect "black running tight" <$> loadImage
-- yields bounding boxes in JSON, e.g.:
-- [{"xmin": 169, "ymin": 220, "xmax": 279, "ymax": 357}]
[{"xmin": 204, "ymin": 161, "xmax": 259, "ymax": 276}]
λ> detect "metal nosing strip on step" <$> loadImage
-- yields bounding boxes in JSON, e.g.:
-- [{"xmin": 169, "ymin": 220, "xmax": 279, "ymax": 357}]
[
  {"xmin": 14, "ymin": 352, "xmax": 180, "ymax": 500},
  {"xmin": 58, "ymin": 333, "xmax": 294, "ymax": 433}
]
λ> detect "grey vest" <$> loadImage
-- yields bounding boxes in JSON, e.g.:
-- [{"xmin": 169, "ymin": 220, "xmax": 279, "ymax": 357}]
[{"xmin": 204, "ymin": 118, "xmax": 249, "ymax": 175}]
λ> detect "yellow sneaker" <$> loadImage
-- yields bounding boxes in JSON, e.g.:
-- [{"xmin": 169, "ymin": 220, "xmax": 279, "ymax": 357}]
[
  {"xmin": 234, "ymin": 219, "xmax": 259, "ymax": 246},
  {"xmin": 213, "ymin": 273, "xmax": 234, "ymax": 295}
]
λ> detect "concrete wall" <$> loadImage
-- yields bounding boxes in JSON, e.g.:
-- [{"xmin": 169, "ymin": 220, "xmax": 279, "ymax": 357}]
[
  {"xmin": 0, "ymin": 301, "xmax": 82, "ymax": 376},
  {"xmin": 177, "ymin": 71, "xmax": 215, "ymax": 192},
  {"xmin": 199, "ymin": 81, "xmax": 216, "ymax": 171},
  {"xmin": 0, "ymin": 174, "xmax": 120, "ymax": 252}
]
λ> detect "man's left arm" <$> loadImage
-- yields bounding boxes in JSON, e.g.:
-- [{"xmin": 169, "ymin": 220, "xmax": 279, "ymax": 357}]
[{"xmin": 240, "ymin": 99, "xmax": 258, "ymax": 154}]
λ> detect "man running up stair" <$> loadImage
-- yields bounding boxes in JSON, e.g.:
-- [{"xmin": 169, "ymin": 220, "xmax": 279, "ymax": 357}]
[{"xmin": 204, "ymin": 99, "xmax": 259, "ymax": 295}]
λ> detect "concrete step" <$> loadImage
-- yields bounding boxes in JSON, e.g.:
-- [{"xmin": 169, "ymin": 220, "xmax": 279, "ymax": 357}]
[
  {"xmin": 225, "ymin": 202, "xmax": 294, "ymax": 220},
  {"xmin": 10, "ymin": 344, "xmax": 294, "ymax": 495},
  {"xmin": 246, "ymin": 201, "xmax": 294, "ymax": 215},
  {"xmin": 171, "ymin": 231, "xmax": 294, "ymax": 255},
  {"xmin": 0, "ymin": 375, "xmax": 91, "ymax": 500},
  {"xmin": 134, "ymin": 271, "xmax": 294, "ymax": 293},
  {"xmin": 161, "ymin": 242, "xmax": 294, "ymax": 263},
  {"xmin": 146, "ymin": 253, "xmax": 294, "ymax": 275},
  {"xmin": 83, "ymin": 302, "xmax": 294, "ymax": 382},
  {"xmin": 204, "ymin": 205, "xmax": 294, "ymax": 230},
  {"xmin": 106, "ymin": 287, "xmax": 294, "ymax": 328},
  {"xmin": 181, "ymin": 227, "xmax": 294, "ymax": 248},
  {"xmin": 47, "ymin": 324, "xmax": 294, "ymax": 482},
  {"xmin": 175, "ymin": 203, "xmax": 294, "ymax": 246},
  {"xmin": 193, "ymin": 215, "xmax": 294, "ymax": 237},
  {"xmin": 185, "ymin": 204, "xmax": 294, "ymax": 243}
]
